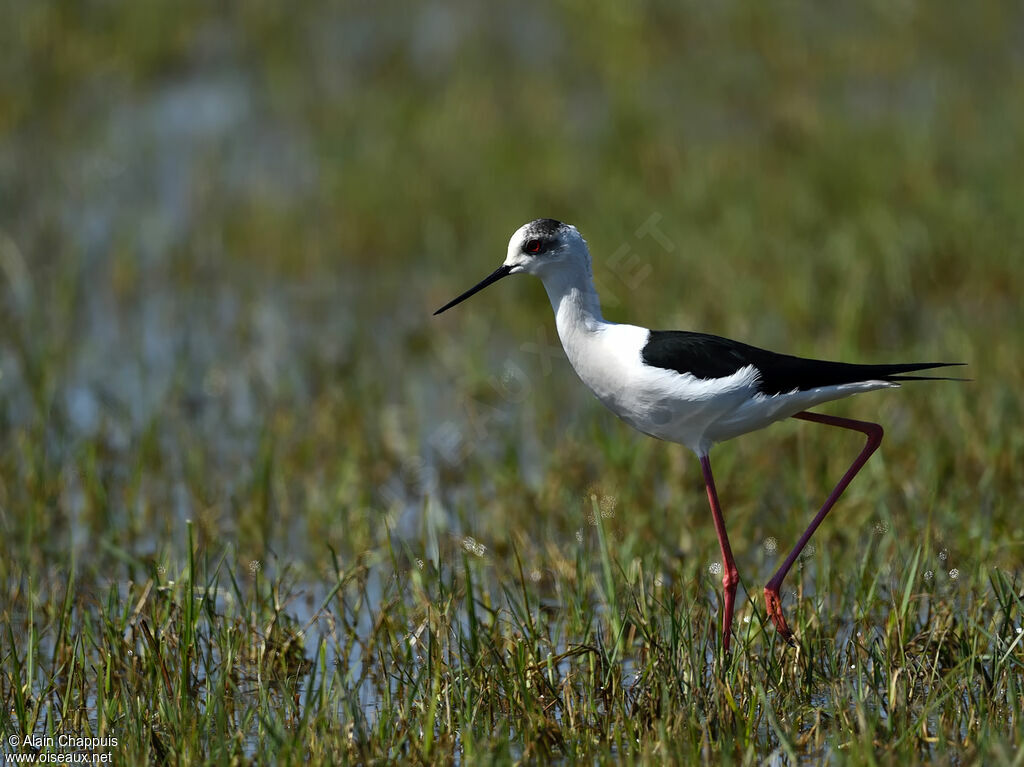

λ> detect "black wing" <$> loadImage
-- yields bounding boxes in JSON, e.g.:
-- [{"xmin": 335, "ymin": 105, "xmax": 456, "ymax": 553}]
[{"xmin": 641, "ymin": 330, "xmax": 965, "ymax": 396}]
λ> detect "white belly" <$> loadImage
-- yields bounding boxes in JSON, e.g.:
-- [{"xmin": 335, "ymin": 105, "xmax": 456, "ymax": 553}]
[
  {"xmin": 559, "ymin": 322, "xmax": 754, "ymax": 454},
  {"xmin": 559, "ymin": 322, "xmax": 896, "ymax": 456}
]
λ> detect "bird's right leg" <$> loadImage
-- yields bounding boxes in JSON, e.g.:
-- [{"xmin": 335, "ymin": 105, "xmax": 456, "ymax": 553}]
[
  {"xmin": 699, "ymin": 454, "xmax": 741, "ymax": 652},
  {"xmin": 764, "ymin": 411, "xmax": 884, "ymax": 644}
]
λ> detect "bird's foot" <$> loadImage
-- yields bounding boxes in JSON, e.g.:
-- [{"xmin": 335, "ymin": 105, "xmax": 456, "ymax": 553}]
[{"xmin": 763, "ymin": 586, "xmax": 796, "ymax": 647}]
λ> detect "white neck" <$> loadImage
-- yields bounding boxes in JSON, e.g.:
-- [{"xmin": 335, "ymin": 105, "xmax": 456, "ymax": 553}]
[{"xmin": 540, "ymin": 264, "xmax": 606, "ymax": 342}]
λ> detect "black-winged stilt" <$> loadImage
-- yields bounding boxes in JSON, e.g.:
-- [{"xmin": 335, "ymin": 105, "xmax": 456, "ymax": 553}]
[{"xmin": 434, "ymin": 218, "xmax": 963, "ymax": 650}]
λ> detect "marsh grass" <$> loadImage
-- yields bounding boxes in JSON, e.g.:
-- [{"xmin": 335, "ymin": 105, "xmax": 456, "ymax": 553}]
[
  {"xmin": 3, "ymin": 0, "xmax": 1024, "ymax": 764},
  {"xmin": 3, "ymin": 508, "xmax": 1023, "ymax": 764}
]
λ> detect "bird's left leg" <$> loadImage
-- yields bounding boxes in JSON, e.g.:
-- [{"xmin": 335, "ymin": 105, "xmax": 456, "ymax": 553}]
[
  {"xmin": 699, "ymin": 454, "xmax": 741, "ymax": 651},
  {"xmin": 764, "ymin": 411, "xmax": 884, "ymax": 644}
]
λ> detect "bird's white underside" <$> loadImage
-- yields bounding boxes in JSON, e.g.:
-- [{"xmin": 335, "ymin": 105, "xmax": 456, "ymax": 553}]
[{"xmin": 564, "ymin": 321, "xmax": 897, "ymax": 456}]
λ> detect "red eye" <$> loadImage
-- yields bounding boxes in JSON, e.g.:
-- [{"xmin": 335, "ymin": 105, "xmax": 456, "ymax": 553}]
[{"xmin": 525, "ymin": 239, "xmax": 543, "ymax": 254}]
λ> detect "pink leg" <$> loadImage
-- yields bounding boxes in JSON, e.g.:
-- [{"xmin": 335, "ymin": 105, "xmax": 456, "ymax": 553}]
[
  {"xmin": 699, "ymin": 454, "xmax": 741, "ymax": 652},
  {"xmin": 764, "ymin": 410, "xmax": 884, "ymax": 644}
]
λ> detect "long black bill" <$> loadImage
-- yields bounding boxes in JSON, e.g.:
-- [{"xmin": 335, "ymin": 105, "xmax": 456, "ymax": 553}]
[{"xmin": 433, "ymin": 264, "xmax": 514, "ymax": 315}]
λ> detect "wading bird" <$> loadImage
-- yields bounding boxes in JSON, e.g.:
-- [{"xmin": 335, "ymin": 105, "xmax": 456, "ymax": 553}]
[{"xmin": 434, "ymin": 219, "xmax": 962, "ymax": 650}]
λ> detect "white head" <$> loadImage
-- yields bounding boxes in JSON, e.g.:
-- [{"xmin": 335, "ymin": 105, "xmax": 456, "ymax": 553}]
[
  {"xmin": 502, "ymin": 219, "xmax": 591, "ymax": 278},
  {"xmin": 434, "ymin": 219, "xmax": 592, "ymax": 315}
]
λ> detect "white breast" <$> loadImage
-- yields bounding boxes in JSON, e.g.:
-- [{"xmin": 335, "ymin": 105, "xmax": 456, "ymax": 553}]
[{"xmin": 558, "ymin": 322, "xmax": 760, "ymax": 454}]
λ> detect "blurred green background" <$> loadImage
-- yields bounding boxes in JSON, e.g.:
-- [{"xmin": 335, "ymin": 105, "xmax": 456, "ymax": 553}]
[
  {"xmin": 3, "ymin": 2, "xmax": 1024, "ymax": 762},
  {"xmin": 1, "ymin": 0, "xmax": 1021, "ymax": 588}
]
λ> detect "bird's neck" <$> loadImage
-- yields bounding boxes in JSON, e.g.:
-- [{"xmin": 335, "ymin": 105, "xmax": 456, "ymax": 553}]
[{"xmin": 541, "ymin": 267, "xmax": 606, "ymax": 341}]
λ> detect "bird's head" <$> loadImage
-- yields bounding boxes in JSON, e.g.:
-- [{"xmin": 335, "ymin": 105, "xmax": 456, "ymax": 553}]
[
  {"xmin": 434, "ymin": 219, "xmax": 590, "ymax": 315},
  {"xmin": 502, "ymin": 218, "xmax": 590, "ymax": 278}
]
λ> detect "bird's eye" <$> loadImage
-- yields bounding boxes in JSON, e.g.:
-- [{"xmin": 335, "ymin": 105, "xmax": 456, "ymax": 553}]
[{"xmin": 525, "ymin": 239, "xmax": 544, "ymax": 254}]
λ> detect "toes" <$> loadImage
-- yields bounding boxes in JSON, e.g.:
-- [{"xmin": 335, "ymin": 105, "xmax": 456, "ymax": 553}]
[
  {"xmin": 774, "ymin": 620, "xmax": 796, "ymax": 646},
  {"xmin": 763, "ymin": 587, "xmax": 796, "ymax": 645}
]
